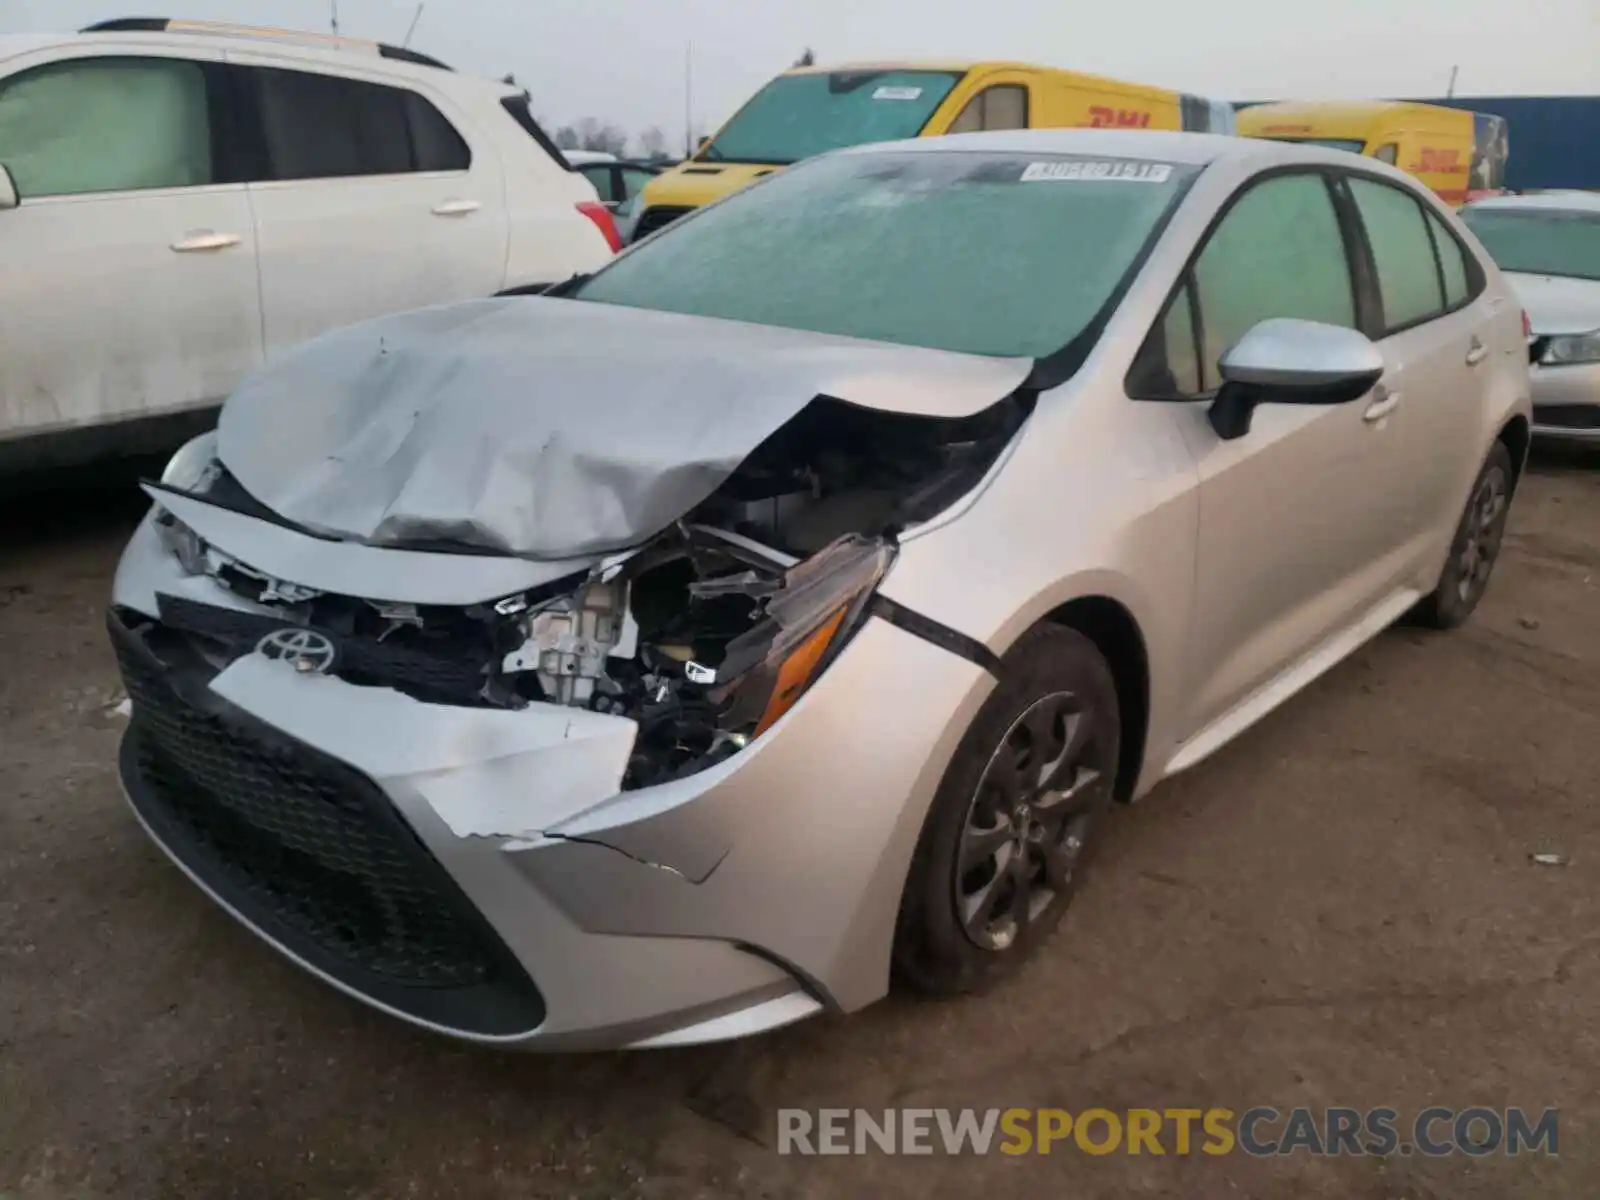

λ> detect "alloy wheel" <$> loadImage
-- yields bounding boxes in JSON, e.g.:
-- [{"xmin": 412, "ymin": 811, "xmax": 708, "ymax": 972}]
[
  {"xmin": 954, "ymin": 690, "xmax": 1110, "ymax": 952},
  {"xmin": 1457, "ymin": 464, "xmax": 1509, "ymax": 605}
]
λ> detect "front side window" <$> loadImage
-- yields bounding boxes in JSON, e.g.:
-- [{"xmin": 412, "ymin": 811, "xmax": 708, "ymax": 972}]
[
  {"xmin": 1458, "ymin": 206, "xmax": 1600, "ymax": 283},
  {"xmin": 1132, "ymin": 173, "xmax": 1356, "ymax": 397},
  {"xmin": 578, "ymin": 150, "xmax": 1197, "ymax": 359},
  {"xmin": 0, "ymin": 56, "xmax": 212, "ymax": 198},
  {"xmin": 946, "ymin": 85, "xmax": 1030, "ymax": 134},
  {"xmin": 1348, "ymin": 177, "xmax": 1445, "ymax": 330},
  {"xmin": 1192, "ymin": 173, "xmax": 1356, "ymax": 389},
  {"xmin": 1373, "ymin": 143, "xmax": 1399, "ymax": 165},
  {"xmin": 252, "ymin": 68, "xmax": 470, "ymax": 180},
  {"xmin": 700, "ymin": 70, "xmax": 963, "ymax": 165}
]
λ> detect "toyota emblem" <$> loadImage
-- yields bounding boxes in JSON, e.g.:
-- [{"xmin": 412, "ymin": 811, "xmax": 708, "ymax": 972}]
[{"xmin": 256, "ymin": 627, "xmax": 338, "ymax": 675}]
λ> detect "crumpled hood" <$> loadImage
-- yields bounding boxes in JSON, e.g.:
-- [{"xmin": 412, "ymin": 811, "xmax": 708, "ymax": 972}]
[
  {"xmin": 1505, "ymin": 272, "xmax": 1600, "ymax": 337},
  {"xmin": 218, "ymin": 296, "xmax": 1032, "ymax": 559}
]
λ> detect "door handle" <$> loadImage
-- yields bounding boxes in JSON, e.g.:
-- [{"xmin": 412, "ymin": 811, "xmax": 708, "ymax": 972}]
[
  {"xmin": 1363, "ymin": 385, "xmax": 1401, "ymax": 424},
  {"xmin": 170, "ymin": 230, "xmax": 241, "ymax": 252},
  {"xmin": 431, "ymin": 199, "xmax": 481, "ymax": 216},
  {"xmin": 1465, "ymin": 338, "xmax": 1489, "ymax": 367}
]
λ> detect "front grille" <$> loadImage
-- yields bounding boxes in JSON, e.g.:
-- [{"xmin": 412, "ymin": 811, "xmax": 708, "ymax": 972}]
[
  {"xmin": 633, "ymin": 205, "xmax": 692, "ymax": 239},
  {"xmin": 110, "ymin": 610, "xmax": 545, "ymax": 1035},
  {"xmin": 1533, "ymin": 404, "xmax": 1600, "ymax": 431},
  {"xmin": 157, "ymin": 595, "xmax": 495, "ymax": 707}
]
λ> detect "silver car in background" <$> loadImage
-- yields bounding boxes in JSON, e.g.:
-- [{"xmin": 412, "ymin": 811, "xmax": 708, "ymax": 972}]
[
  {"xmin": 110, "ymin": 130, "xmax": 1531, "ymax": 1051},
  {"xmin": 1461, "ymin": 192, "xmax": 1600, "ymax": 441}
]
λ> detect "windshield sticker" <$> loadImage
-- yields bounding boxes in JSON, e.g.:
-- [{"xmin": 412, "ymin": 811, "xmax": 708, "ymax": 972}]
[
  {"xmin": 1020, "ymin": 160, "xmax": 1174, "ymax": 183},
  {"xmin": 872, "ymin": 86, "xmax": 924, "ymax": 101}
]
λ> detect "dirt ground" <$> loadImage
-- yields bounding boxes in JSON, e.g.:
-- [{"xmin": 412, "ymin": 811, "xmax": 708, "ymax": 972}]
[{"xmin": 2, "ymin": 447, "xmax": 1598, "ymax": 1200}]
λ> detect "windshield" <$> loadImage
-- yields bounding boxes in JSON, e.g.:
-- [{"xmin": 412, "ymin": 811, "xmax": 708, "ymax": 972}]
[
  {"xmin": 701, "ymin": 70, "xmax": 962, "ymax": 165},
  {"xmin": 1459, "ymin": 207, "xmax": 1600, "ymax": 282},
  {"xmin": 575, "ymin": 149, "xmax": 1198, "ymax": 359}
]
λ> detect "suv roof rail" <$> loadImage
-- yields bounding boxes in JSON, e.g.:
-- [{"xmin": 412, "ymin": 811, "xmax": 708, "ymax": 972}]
[{"xmin": 78, "ymin": 17, "xmax": 454, "ymax": 70}]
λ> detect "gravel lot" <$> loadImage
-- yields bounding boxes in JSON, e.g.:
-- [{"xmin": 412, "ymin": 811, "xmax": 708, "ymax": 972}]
[{"xmin": 2, "ymin": 446, "xmax": 1598, "ymax": 1199}]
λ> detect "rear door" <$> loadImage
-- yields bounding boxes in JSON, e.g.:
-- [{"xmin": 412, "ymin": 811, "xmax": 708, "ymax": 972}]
[
  {"xmin": 1341, "ymin": 174, "xmax": 1494, "ymax": 556},
  {"xmin": 0, "ymin": 45, "xmax": 262, "ymax": 445},
  {"xmin": 228, "ymin": 55, "xmax": 508, "ymax": 360}
]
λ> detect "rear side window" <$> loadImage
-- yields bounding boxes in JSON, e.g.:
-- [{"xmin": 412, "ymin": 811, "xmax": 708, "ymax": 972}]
[
  {"xmin": 579, "ymin": 163, "xmax": 616, "ymax": 202},
  {"xmin": 0, "ymin": 56, "xmax": 213, "ymax": 197},
  {"xmin": 946, "ymin": 85, "xmax": 1029, "ymax": 134},
  {"xmin": 1373, "ymin": 143, "xmax": 1398, "ymax": 165},
  {"xmin": 1348, "ymin": 177, "xmax": 1445, "ymax": 331},
  {"xmin": 1427, "ymin": 210, "xmax": 1472, "ymax": 307},
  {"xmin": 250, "ymin": 67, "xmax": 469, "ymax": 180}
]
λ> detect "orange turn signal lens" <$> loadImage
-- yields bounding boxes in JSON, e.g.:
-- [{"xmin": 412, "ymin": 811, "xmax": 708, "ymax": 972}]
[{"xmin": 753, "ymin": 605, "xmax": 848, "ymax": 736}]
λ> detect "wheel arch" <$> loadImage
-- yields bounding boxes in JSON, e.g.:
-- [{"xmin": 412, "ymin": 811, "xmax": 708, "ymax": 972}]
[
  {"xmin": 1496, "ymin": 412, "xmax": 1530, "ymax": 485},
  {"xmin": 1039, "ymin": 595, "xmax": 1150, "ymax": 803}
]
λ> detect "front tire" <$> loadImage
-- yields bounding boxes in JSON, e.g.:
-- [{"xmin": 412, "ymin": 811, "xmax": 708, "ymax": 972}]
[
  {"xmin": 893, "ymin": 625, "xmax": 1120, "ymax": 996},
  {"xmin": 1412, "ymin": 441, "xmax": 1514, "ymax": 630}
]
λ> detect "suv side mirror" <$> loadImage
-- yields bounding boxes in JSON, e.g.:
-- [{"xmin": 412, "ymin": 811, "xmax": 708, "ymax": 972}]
[
  {"xmin": 0, "ymin": 165, "xmax": 17, "ymax": 211},
  {"xmin": 697, "ymin": 136, "xmax": 711, "ymax": 152},
  {"xmin": 1209, "ymin": 318, "xmax": 1384, "ymax": 441}
]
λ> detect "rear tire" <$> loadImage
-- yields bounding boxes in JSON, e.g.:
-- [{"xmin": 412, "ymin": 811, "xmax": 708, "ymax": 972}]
[
  {"xmin": 1412, "ymin": 441, "xmax": 1514, "ymax": 630},
  {"xmin": 893, "ymin": 625, "xmax": 1120, "ymax": 996}
]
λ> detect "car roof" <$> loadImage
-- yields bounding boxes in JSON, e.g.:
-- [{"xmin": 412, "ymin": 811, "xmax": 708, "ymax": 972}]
[
  {"xmin": 842, "ymin": 127, "xmax": 1353, "ymax": 169},
  {"xmin": 1464, "ymin": 191, "xmax": 1600, "ymax": 214},
  {"xmin": 0, "ymin": 28, "xmax": 511, "ymax": 95}
]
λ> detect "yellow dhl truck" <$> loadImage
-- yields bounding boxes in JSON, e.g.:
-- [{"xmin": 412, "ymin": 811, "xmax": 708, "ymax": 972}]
[
  {"xmin": 1236, "ymin": 100, "xmax": 1509, "ymax": 207},
  {"xmin": 631, "ymin": 60, "xmax": 1236, "ymax": 239}
]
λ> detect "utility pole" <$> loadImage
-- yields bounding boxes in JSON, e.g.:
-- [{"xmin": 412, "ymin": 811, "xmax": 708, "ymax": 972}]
[
  {"xmin": 1446, "ymin": 65, "xmax": 1459, "ymax": 98},
  {"xmin": 684, "ymin": 42, "xmax": 694, "ymax": 158},
  {"xmin": 330, "ymin": 0, "xmax": 339, "ymax": 34}
]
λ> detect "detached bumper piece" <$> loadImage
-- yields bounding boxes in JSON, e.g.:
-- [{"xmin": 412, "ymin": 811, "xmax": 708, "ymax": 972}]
[{"xmin": 108, "ymin": 609, "xmax": 546, "ymax": 1037}]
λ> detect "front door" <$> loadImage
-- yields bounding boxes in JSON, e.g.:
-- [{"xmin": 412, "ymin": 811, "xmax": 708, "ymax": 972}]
[
  {"xmin": 1166, "ymin": 172, "xmax": 1417, "ymax": 739},
  {"xmin": 0, "ymin": 48, "xmax": 262, "ymax": 446}
]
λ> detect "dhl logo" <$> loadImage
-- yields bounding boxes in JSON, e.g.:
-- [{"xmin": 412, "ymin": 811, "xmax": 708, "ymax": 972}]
[
  {"xmin": 1407, "ymin": 147, "xmax": 1461, "ymax": 174},
  {"xmin": 1088, "ymin": 106, "xmax": 1152, "ymax": 129}
]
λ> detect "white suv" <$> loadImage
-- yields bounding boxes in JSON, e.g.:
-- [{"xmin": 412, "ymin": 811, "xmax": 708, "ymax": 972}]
[{"xmin": 0, "ymin": 18, "xmax": 618, "ymax": 475}]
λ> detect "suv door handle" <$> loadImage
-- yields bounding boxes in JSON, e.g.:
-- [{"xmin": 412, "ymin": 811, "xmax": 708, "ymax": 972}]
[
  {"xmin": 1363, "ymin": 384, "xmax": 1401, "ymax": 424},
  {"xmin": 431, "ymin": 199, "xmax": 481, "ymax": 216},
  {"xmin": 1465, "ymin": 338, "xmax": 1489, "ymax": 367},
  {"xmin": 171, "ymin": 230, "xmax": 241, "ymax": 252}
]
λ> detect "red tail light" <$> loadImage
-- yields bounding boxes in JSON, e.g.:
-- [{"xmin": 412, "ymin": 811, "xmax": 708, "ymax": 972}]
[
  {"xmin": 576, "ymin": 201, "xmax": 623, "ymax": 253},
  {"xmin": 1521, "ymin": 309, "xmax": 1533, "ymax": 340}
]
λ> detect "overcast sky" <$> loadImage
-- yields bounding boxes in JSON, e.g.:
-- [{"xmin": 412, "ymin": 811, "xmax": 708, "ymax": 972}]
[{"xmin": 7, "ymin": 0, "xmax": 1596, "ymax": 151}]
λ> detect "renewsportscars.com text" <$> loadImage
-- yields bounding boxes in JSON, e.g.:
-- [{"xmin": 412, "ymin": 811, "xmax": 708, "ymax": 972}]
[{"xmin": 776, "ymin": 1106, "xmax": 1559, "ymax": 1157}]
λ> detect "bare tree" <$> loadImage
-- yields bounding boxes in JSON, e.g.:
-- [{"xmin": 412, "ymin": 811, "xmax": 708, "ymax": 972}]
[
  {"xmin": 794, "ymin": 47, "xmax": 816, "ymax": 66},
  {"xmin": 572, "ymin": 117, "xmax": 627, "ymax": 156},
  {"xmin": 638, "ymin": 126, "xmax": 667, "ymax": 160},
  {"xmin": 553, "ymin": 125, "xmax": 580, "ymax": 150}
]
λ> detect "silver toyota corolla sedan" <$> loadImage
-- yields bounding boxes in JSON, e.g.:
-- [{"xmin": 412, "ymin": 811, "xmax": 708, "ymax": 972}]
[
  {"xmin": 1460, "ymin": 192, "xmax": 1600, "ymax": 442},
  {"xmin": 110, "ymin": 129, "xmax": 1532, "ymax": 1051}
]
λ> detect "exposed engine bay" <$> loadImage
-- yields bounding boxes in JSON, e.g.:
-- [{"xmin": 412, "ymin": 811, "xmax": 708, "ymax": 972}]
[{"xmin": 150, "ymin": 393, "xmax": 1030, "ymax": 791}]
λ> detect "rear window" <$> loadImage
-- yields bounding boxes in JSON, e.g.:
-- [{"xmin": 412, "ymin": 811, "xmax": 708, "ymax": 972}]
[
  {"xmin": 576, "ymin": 150, "xmax": 1198, "ymax": 359},
  {"xmin": 701, "ymin": 70, "xmax": 963, "ymax": 165},
  {"xmin": 1459, "ymin": 206, "xmax": 1600, "ymax": 283}
]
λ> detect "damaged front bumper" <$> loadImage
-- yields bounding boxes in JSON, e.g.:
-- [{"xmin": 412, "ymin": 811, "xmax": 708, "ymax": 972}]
[{"xmin": 110, "ymin": 505, "xmax": 995, "ymax": 1049}]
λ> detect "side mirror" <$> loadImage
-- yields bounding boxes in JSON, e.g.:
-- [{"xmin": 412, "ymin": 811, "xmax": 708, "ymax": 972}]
[
  {"xmin": 1208, "ymin": 318, "xmax": 1384, "ymax": 441},
  {"xmin": 697, "ymin": 136, "xmax": 711, "ymax": 151},
  {"xmin": 0, "ymin": 165, "xmax": 16, "ymax": 211}
]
